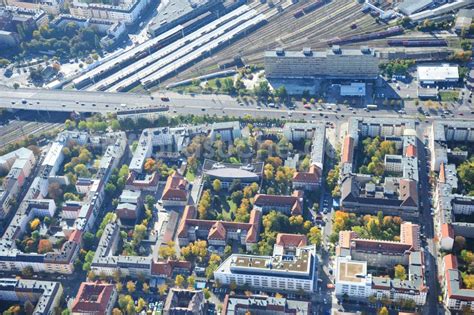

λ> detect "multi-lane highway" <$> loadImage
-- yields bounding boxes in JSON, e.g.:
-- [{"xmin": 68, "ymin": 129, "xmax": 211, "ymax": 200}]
[{"xmin": 1, "ymin": 85, "xmax": 474, "ymax": 124}]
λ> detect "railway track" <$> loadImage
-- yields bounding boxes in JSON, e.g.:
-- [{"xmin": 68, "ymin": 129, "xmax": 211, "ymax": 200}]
[
  {"xmin": 0, "ymin": 121, "xmax": 61, "ymax": 148},
  {"xmin": 161, "ymin": 0, "xmax": 391, "ymax": 84}
]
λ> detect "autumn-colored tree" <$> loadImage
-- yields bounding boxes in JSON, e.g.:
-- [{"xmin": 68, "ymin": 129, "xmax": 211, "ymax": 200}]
[
  {"xmin": 308, "ymin": 227, "xmax": 322, "ymax": 246},
  {"xmin": 158, "ymin": 241, "xmax": 177, "ymax": 259},
  {"xmin": 212, "ymin": 179, "xmax": 221, "ymax": 192},
  {"xmin": 198, "ymin": 190, "xmax": 211, "ymax": 219},
  {"xmin": 175, "ymin": 274, "xmax": 185, "ymax": 287},
  {"xmin": 126, "ymin": 281, "xmax": 136, "ymax": 293},
  {"xmin": 143, "ymin": 158, "xmax": 156, "ymax": 174},
  {"xmin": 30, "ymin": 218, "xmax": 40, "ymax": 230},
  {"xmin": 158, "ymin": 284, "xmax": 168, "ymax": 296},
  {"xmin": 38, "ymin": 239, "xmax": 52, "ymax": 254},
  {"xmin": 142, "ymin": 282, "xmax": 150, "ymax": 293},
  {"xmin": 378, "ymin": 306, "xmax": 389, "ymax": 315},
  {"xmin": 394, "ymin": 264, "xmax": 407, "ymax": 280}
]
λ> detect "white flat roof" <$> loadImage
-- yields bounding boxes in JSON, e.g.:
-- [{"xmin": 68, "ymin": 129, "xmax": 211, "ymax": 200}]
[
  {"xmin": 340, "ymin": 83, "xmax": 366, "ymax": 96},
  {"xmin": 417, "ymin": 64, "xmax": 459, "ymax": 82}
]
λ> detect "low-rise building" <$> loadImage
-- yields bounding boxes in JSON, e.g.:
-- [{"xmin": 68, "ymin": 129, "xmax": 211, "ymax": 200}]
[
  {"xmin": 177, "ymin": 205, "xmax": 261, "ymax": 250},
  {"xmin": 202, "ymin": 159, "xmax": 263, "ymax": 189},
  {"xmin": 253, "ymin": 191, "xmax": 303, "ymax": 216},
  {"xmin": 417, "ymin": 64, "xmax": 459, "ymax": 86},
  {"xmin": 292, "ymin": 165, "xmax": 321, "ymax": 191}
]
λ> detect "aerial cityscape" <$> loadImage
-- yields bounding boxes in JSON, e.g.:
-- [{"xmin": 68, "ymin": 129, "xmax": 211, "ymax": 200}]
[{"xmin": 0, "ymin": 0, "xmax": 473, "ymax": 314}]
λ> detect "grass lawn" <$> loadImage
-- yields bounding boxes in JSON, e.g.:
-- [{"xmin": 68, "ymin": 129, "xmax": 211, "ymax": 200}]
[
  {"xmin": 439, "ymin": 91, "xmax": 459, "ymax": 102},
  {"xmin": 185, "ymin": 169, "xmax": 196, "ymax": 181}
]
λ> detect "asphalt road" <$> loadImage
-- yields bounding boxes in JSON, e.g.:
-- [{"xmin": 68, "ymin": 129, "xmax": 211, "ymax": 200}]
[{"xmin": 1, "ymin": 86, "xmax": 474, "ymax": 124}]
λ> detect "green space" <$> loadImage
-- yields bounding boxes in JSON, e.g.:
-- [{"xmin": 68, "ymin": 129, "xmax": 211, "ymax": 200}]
[
  {"xmin": 439, "ymin": 91, "xmax": 459, "ymax": 102},
  {"xmin": 330, "ymin": 210, "xmax": 402, "ymax": 244},
  {"xmin": 357, "ymin": 136, "xmax": 397, "ymax": 176}
]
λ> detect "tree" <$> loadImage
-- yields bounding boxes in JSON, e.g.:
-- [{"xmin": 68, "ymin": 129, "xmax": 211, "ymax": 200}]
[
  {"xmin": 135, "ymin": 298, "xmax": 146, "ymax": 313},
  {"xmin": 187, "ymin": 275, "xmax": 196, "ymax": 288},
  {"xmin": 158, "ymin": 284, "xmax": 168, "ymax": 296},
  {"xmin": 378, "ymin": 307, "xmax": 389, "ymax": 315},
  {"xmin": 455, "ymin": 235, "xmax": 467, "ymax": 251},
  {"xmin": 24, "ymin": 300, "xmax": 34, "ymax": 315},
  {"xmin": 13, "ymin": 83, "xmax": 19, "ymax": 89},
  {"xmin": 159, "ymin": 241, "xmax": 177, "ymax": 259},
  {"xmin": 145, "ymin": 195, "xmax": 156, "ymax": 210},
  {"xmin": 21, "ymin": 266, "xmax": 34, "ymax": 277},
  {"xmin": 48, "ymin": 182, "xmax": 63, "ymax": 201},
  {"xmin": 74, "ymin": 163, "xmax": 90, "ymax": 177},
  {"xmin": 142, "ymin": 282, "xmax": 150, "ymax": 293},
  {"xmin": 126, "ymin": 281, "xmax": 136, "ymax": 293},
  {"xmin": 143, "ymin": 158, "xmax": 156, "ymax": 173},
  {"xmin": 308, "ymin": 227, "xmax": 322, "ymax": 246},
  {"xmin": 30, "ymin": 218, "xmax": 41, "ymax": 230},
  {"xmin": 394, "ymin": 264, "xmax": 407, "ymax": 280},
  {"xmin": 203, "ymin": 288, "xmax": 211, "ymax": 300},
  {"xmin": 112, "ymin": 309, "xmax": 123, "ymax": 315},
  {"xmin": 212, "ymin": 179, "xmax": 222, "ymax": 192},
  {"xmin": 175, "ymin": 274, "xmax": 185, "ymax": 287},
  {"xmin": 38, "ymin": 239, "xmax": 52, "ymax": 254},
  {"xmin": 82, "ymin": 232, "xmax": 95, "ymax": 250}
]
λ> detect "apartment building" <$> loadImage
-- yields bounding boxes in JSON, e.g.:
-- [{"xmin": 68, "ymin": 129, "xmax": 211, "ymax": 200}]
[
  {"xmin": 69, "ymin": 0, "xmax": 151, "ymax": 25},
  {"xmin": 0, "ymin": 132, "xmax": 126, "ymax": 275},
  {"xmin": 0, "ymin": 278, "xmax": 63, "ymax": 314},
  {"xmin": 265, "ymin": 47, "xmax": 380, "ymax": 80},
  {"xmin": 335, "ymin": 223, "xmax": 427, "ymax": 305},
  {"xmin": 221, "ymin": 294, "xmax": 311, "ymax": 315},
  {"xmin": 209, "ymin": 121, "xmax": 241, "ymax": 142},
  {"xmin": 214, "ymin": 242, "xmax": 318, "ymax": 293},
  {"xmin": 442, "ymin": 254, "xmax": 474, "ymax": 311}
]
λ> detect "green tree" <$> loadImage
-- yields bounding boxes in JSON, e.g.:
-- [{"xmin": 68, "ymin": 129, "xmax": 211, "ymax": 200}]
[{"xmin": 212, "ymin": 179, "xmax": 222, "ymax": 192}]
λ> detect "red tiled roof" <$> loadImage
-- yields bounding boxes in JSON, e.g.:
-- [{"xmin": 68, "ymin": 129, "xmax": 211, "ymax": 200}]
[
  {"xmin": 439, "ymin": 162, "xmax": 446, "ymax": 184},
  {"xmin": 177, "ymin": 205, "xmax": 196, "ymax": 238},
  {"xmin": 71, "ymin": 281, "xmax": 115, "ymax": 314},
  {"xmin": 342, "ymin": 136, "xmax": 354, "ymax": 164},
  {"xmin": 254, "ymin": 194, "xmax": 302, "ymax": 215},
  {"xmin": 293, "ymin": 165, "xmax": 321, "ymax": 183},
  {"xmin": 68, "ymin": 229, "xmax": 82, "ymax": 244},
  {"xmin": 276, "ymin": 233, "xmax": 307, "ymax": 248},
  {"xmin": 162, "ymin": 171, "xmax": 188, "ymax": 201},
  {"xmin": 209, "ymin": 221, "xmax": 226, "ymax": 240},
  {"xmin": 444, "ymin": 254, "xmax": 458, "ymax": 271},
  {"xmin": 177, "ymin": 208, "xmax": 261, "ymax": 244},
  {"xmin": 399, "ymin": 179, "xmax": 418, "ymax": 207},
  {"xmin": 353, "ymin": 238, "xmax": 412, "ymax": 254},
  {"xmin": 151, "ymin": 259, "xmax": 192, "ymax": 277},
  {"xmin": 400, "ymin": 222, "xmax": 420, "ymax": 250},
  {"xmin": 406, "ymin": 144, "xmax": 417, "ymax": 157},
  {"xmin": 126, "ymin": 171, "xmax": 159, "ymax": 187},
  {"xmin": 441, "ymin": 223, "xmax": 454, "ymax": 239}
]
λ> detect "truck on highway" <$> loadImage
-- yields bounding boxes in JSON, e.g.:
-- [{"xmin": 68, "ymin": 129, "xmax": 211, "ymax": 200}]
[{"xmin": 366, "ymin": 104, "xmax": 378, "ymax": 110}]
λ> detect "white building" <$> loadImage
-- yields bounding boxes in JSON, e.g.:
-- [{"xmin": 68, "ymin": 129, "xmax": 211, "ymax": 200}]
[
  {"xmin": 214, "ymin": 245, "xmax": 318, "ymax": 293},
  {"xmin": 417, "ymin": 64, "xmax": 459, "ymax": 85}
]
